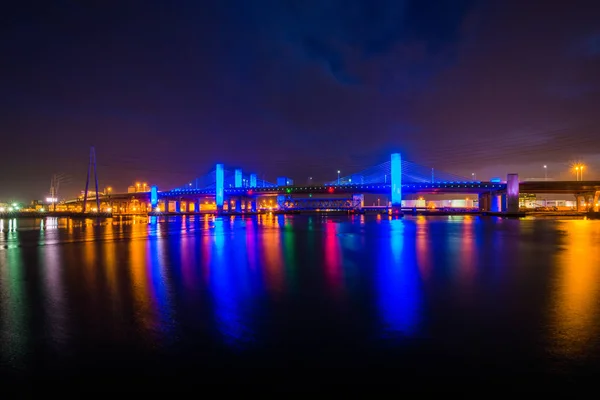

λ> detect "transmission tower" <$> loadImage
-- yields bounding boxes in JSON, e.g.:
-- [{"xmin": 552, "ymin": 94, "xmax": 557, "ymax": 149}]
[
  {"xmin": 82, "ymin": 146, "xmax": 101, "ymax": 213},
  {"xmin": 49, "ymin": 173, "xmax": 68, "ymax": 212}
]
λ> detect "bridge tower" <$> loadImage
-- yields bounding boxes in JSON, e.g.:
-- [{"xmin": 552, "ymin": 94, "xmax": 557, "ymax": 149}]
[
  {"xmin": 216, "ymin": 163, "xmax": 224, "ymax": 213},
  {"xmin": 82, "ymin": 146, "xmax": 100, "ymax": 213},
  {"xmin": 234, "ymin": 168, "xmax": 243, "ymax": 212},
  {"xmin": 249, "ymin": 173, "xmax": 258, "ymax": 212},
  {"xmin": 150, "ymin": 186, "xmax": 158, "ymax": 211},
  {"xmin": 390, "ymin": 153, "xmax": 403, "ymax": 215}
]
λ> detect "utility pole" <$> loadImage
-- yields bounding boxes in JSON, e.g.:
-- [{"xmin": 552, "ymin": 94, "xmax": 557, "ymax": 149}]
[{"xmin": 82, "ymin": 146, "xmax": 101, "ymax": 213}]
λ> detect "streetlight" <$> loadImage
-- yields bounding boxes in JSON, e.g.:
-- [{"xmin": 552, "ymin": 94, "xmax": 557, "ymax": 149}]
[
  {"xmin": 543, "ymin": 165, "xmax": 547, "ymax": 180},
  {"xmin": 471, "ymin": 172, "xmax": 476, "ymax": 181},
  {"xmin": 575, "ymin": 166, "xmax": 580, "ymax": 181},
  {"xmin": 580, "ymin": 165, "xmax": 584, "ymax": 181},
  {"xmin": 337, "ymin": 170, "xmax": 341, "ymax": 185}
]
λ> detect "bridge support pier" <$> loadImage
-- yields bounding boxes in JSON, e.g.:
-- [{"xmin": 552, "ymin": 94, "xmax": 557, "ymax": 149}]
[
  {"xmin": 490, "ymin": 194, "xmax": 502, "ymax": 212},
  {"xmin": 478, "ymin": 193, "xmax": 489, "ymax": 211},
  {"xmin": 506, "ymin": 173, "xmax": 520, "ymax": 213},
  {"xmin": 163, "ymin": 200, "xmax": 169, "ymax": 212},
  {"xmin": 250, "ymin": 199, "xmax": 257, "ymax": 212},
  {"xmin": 594, "ymin": 191, "xmax": 600, "ymax": 212},
  {"xmin": 195, "ymin": 200, "xmax": 201, "ymax": 213},
  {"xmin": 575, "ymin": 195, "xmax": 583, "ymax": 211},
  {"xmin": 235, "ymin": 198, "xmax": 242, "ymax": 213},
  {"xmin": 174, "ymin": 200, "xmax": 181, "ymax": 213}
]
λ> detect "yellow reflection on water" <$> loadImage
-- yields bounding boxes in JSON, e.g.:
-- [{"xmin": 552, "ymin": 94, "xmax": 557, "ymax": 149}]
[{"xmin": 552, "ymin": 220, "xmax": 600, "ymax": 358}]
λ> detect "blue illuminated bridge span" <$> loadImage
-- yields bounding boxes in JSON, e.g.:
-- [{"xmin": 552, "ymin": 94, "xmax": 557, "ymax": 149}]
[{"xmin": 67, "ymin": 153, "xmax": 600, "ymax": 214}]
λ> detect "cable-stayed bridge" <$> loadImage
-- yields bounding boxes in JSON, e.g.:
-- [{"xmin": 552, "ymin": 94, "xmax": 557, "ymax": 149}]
[{"xmin": 63, "ymin": 152, "xmax": 600, "ymax": 215}]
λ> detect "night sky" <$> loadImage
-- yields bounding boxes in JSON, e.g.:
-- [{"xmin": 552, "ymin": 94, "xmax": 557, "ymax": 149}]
[{"xmin": 2, "ymin": 0, "xmax": 600, "ymax": 200}]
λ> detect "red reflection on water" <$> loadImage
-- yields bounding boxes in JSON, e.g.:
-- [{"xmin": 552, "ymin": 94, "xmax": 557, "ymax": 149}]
[
  {"xmin": 245, "ymin": 217, "xmax": 258, "ymax": 271},
  {"xmin": 201, "ymin": 217, "xmax": 212, "ymax": 283},
  {"xmin": 324, "ymin": 220, "xmax": 343, "ymax": 296},
  {"xmin": 459, "ymin": 216, "xmax": 476, "ymax": 282}
]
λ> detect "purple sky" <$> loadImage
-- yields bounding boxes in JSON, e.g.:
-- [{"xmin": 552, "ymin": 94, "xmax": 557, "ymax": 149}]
[{"xmin": 1, "ymin": 0, "xmax": 599, "ymax": 200}]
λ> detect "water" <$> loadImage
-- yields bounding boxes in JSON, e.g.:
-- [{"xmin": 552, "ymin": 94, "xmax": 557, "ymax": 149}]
[{"xmin": 1, "ymin": 214, "xmax": 600, "ymax": 389}]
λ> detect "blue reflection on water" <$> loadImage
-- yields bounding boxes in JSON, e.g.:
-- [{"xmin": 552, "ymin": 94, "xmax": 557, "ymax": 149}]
[
  {"xmin": 210, "ymin": 217, "xmax": 256, "ymax": 347},
  {"xmin": 377, "ymin": 218, "xmax": 422, "ymax": 338}
]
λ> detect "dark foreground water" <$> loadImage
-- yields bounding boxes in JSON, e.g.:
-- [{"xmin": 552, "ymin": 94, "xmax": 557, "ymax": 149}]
[{"xmin": 1, "ymin": 214, "xmax": 599, "ymax": 390}]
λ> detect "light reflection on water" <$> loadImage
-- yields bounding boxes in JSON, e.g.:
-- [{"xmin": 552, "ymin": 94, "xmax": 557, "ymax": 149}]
[
  {"xmin": 551, "ymin": 219, "xmax": 600, "ymax": 360},
  {"xmin": 0, "ymin": 215, "xmax": 599, "ymax": 377}
]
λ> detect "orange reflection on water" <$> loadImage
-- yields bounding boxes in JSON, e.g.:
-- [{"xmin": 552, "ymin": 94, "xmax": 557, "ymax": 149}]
[
  {"xmin": 415, "ymin": 216, "xmax": 432, "ymax": 280},
  {"xmin": 551, "ymin": 220, "xmax": 600, "ymax": 358},
  {"xmin": 260, "ymin": 219, "xmax": 285, "ymax": 294},
  {"xmin": 129, "ymin": 233, "xmax": 155, "ymax": 332}
]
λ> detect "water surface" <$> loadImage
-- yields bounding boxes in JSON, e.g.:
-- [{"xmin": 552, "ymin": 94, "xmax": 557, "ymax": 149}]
[{"xmin": 1, "ymin": 214, "xmax": 599, "ymax": 388}]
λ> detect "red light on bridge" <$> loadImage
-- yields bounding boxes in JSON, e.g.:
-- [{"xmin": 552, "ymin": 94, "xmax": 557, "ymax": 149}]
[
  {"xmin": 328, "ymin": 187, "xmax": 335, "ymax": 193},
  {"xmin": 247, "ymin": 190, "xmax": 253, "ymax": 195}
]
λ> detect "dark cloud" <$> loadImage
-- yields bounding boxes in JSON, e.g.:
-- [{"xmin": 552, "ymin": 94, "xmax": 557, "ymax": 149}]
[{"xmin": 1, "ymin": 0, "xmax": 599, "ymax": 200}]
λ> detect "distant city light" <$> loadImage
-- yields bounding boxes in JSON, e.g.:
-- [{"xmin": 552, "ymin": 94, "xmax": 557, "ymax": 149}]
[
  {"xmin": 46, "ymin": 197, "xmax": 58, "ymax": 203},
  {"xmin": 0, "ymin": 207, "xmax": 4, "ymax": 212}
]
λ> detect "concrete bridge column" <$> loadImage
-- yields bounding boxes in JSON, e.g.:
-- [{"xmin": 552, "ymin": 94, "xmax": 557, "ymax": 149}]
[
  {"xmin": 575, "ymin": 195, "xmax": 582, "ymax": 211},
  {"xmin": 250, "ymin": 198, "xmax": 257, "ymax": 212},
  {"xmin": 163, "ymin": 200, "xmax": 169, "ymax": 212},
  {"xmin": 490, "ymin": 194, "xmax": 502, "ymax": 212},
  {"xmin": 195, "ymin": 200, "xmax": 201, "ymax": 213},
  {"xmin": 174, "ymin": 200, "xmax": 181, "ymax": 213},
  {"xmin": 234, "ymin": 197, "xmax": 242, "ymax": 213},
  {"xmin": 501, "ymin": 194, "xmax": 507, "ymax": 212},
  {"xmin": 506, "ymin": 173, "xmax": 520, "ymax": 213},
  {"xmin": 478, "ymin": 193, "xmax": 489, "ymax": 211},
  {"xmin": 593, "ymin": 191, "xmax": 600, "ymax": 212},
  {"xmin": 586, "ymin": 193, "xmax": 595, "ymax": 211}
]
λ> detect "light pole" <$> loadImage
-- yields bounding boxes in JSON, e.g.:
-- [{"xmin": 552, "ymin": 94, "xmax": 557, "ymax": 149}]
[
  {"xmin": 575, "ymin": 166, "xmax": 580, "ymax": 181},
  {"xmin": 581, "ymin": 165, "xmax": 584, "ymax": 181},
  {"xmin": 471, "ymin": 172, "xmax": 476, "ymax": 181},
  {"xmin": 337, "ymin": 170, "xmax": 340, "ymax": 185},
  {"xmin": 543, "ymin": 165, "xmax": 547, "ymax": 180}
]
